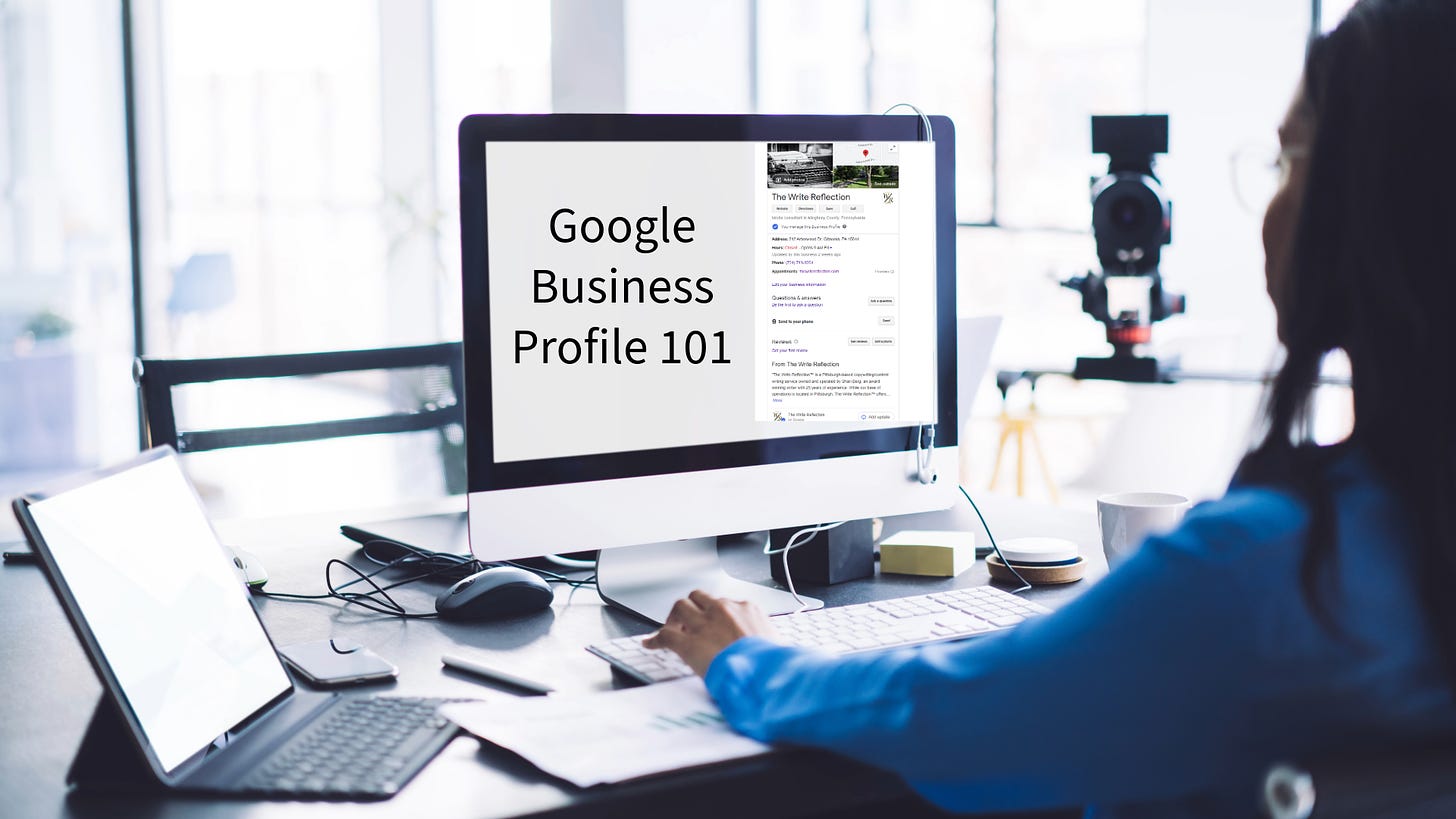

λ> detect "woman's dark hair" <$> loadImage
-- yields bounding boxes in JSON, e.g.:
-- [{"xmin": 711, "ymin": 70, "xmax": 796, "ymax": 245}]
[{"xmin": 1239, "ymin": 0, "xmax": 1456, "ymax": 679}]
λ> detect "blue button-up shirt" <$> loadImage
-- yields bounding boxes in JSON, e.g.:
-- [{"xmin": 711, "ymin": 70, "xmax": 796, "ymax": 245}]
[{"xmin": 705, "ymin": 454, "xmax": 1456, "ymax": 816}]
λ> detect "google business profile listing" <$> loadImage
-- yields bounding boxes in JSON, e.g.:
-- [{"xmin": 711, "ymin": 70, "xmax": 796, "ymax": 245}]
[
  {"xmin": 755, "ymin": 141, "xmax": 936, "ymax": 424},
  {"xmin": 482, "ymin": 138, "xmax": 936, "ymax": 465}
]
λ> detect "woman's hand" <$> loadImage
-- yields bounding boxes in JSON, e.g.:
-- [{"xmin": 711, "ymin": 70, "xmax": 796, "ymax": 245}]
[{"xmin": 642, "ymin": 589, "xmax": 778, "ymax": 677}]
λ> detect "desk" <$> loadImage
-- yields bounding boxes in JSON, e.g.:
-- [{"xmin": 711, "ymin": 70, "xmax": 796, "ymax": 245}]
[{"xmin": 0, "ymin": 495, "xmax": 1102, "ymax": 819}]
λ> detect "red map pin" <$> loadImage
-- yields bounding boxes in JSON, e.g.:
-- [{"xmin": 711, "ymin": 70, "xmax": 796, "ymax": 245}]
[{"xmin": 862, "ymin": 149, "xmax": 870, "ymax": 157}]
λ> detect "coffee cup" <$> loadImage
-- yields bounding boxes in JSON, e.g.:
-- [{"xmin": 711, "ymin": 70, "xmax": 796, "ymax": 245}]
[{"xmin": 1097, "ymin": 491, "xmax": 1191, "ymax": 568}]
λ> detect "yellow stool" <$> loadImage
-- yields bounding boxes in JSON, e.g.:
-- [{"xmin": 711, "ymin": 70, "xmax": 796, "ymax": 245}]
[{"xmin": 987, "ymin": 401, "xmax": 1060, "ymax": 503}]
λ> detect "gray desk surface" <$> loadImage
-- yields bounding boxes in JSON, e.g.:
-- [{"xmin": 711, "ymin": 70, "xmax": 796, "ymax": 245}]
[{"xmin": 0, "ymin": 494, "xmax": 1102, "ymax": 819}]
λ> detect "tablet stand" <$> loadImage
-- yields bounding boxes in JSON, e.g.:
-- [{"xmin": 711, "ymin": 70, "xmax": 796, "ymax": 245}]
[{"xmin": 67, "ymin": 698, "xmax": 165, "ymax": 793}]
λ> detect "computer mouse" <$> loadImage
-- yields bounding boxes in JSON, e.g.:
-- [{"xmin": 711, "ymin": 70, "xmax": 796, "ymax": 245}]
[
  {"xmin": 228, "ymin": 546, "xmax": 269, "ymax": 589},
  {"xmin": 435, "ymin": 566, "xmax": 553, "ymax": 621}
]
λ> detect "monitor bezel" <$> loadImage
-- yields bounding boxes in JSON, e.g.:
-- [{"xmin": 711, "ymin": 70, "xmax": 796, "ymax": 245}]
[{"xmin": 458, "ymin": 114, "xmax": 957, "ymax": 493}]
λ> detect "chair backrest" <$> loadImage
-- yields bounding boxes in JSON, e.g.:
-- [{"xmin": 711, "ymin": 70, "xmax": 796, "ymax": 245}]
[{"xmin": 132, "ymin": 342, "xmax": 464, "ymax": 454}]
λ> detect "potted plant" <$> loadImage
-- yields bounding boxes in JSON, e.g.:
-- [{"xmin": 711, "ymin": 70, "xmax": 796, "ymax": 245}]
[{"xmin": 3, "ymin": 308, "xmax": 79, "ymax": 469}]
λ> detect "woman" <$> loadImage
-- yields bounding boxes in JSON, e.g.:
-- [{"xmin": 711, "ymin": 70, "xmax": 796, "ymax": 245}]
[{"xmin": 644, "ymin": 1, "xmax": 1456, "ymax": 815}]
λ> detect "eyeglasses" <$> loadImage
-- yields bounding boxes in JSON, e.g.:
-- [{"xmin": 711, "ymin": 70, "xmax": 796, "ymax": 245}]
[{"xmin": 1230, "ymin": 143, "xmax": 1310, "ymax": 214}]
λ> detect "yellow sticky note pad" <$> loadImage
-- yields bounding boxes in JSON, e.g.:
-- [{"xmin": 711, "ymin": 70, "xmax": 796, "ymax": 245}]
[{"xmin": 878, "ymin": 530, "xmax": 977, "ymax": 577}]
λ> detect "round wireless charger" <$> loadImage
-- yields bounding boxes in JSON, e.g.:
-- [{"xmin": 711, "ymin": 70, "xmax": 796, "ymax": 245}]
[{"xmin": 987, "ymin": 537, "xmax": 1085, "ymax": 585}]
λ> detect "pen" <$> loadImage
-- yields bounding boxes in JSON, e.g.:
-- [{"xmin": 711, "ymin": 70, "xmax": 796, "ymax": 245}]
[{"xmin": 441, "ymin": 653, "xmax": 555, "ymax": 696}]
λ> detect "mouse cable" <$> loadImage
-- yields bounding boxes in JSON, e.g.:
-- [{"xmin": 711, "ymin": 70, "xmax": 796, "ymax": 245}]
[
  {"xmin": 764, "ymin": 521, "xmax": 846, "ymax": 611},
  {"xmin": 253, "ymin": 555, "xmax": 443, "ymax": 618},
  {"xmin": 322, "ymin": 558, "xmax": 442, "ymax": 618},
  {"xmin": 255, "ymin": 538, "xmax": 596, "ymax": 619},
  {"xmin": 255, "ymin": 545, "xmax": 425, "ymax": 602},
  {"xmin": 958, "ymin": 485, "xmax": 1031, "ymax": 594},
  {"xmin": 257, "ymin": 548, "xmax": 464, "ymax": 618}
]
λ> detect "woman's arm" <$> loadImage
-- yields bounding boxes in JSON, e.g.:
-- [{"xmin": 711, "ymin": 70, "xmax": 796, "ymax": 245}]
[{"xmin": 656, "ymin": 491, "xmax": 1309, "ymax": 812}]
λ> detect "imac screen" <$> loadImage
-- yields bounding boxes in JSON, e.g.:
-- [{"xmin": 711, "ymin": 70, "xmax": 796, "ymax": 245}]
[{"xmin": 460, "ymin": 116, "xmax": 956, "ymax": 491}]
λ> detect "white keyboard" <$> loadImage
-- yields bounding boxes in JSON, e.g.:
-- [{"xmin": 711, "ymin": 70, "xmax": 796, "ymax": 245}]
[{"xmin": 587, "ymin": 585, "xmax": 1052, "ymax": 684}]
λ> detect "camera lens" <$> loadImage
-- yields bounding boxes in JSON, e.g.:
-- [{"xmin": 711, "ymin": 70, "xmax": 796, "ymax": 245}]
[
  {"xmin": 1112, "ymin": 196, "xmax": 1144, "ymax": 228},
  {"xmin": 1090, "ymin": 172, "xmax": 1171, "ymax": 274}
]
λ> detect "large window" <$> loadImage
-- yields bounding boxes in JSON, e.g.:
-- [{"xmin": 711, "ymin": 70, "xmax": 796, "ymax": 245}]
[
  {"xmin": 0, "ymin": 0, "xmax": 134, "ymax": 530},
  {"xmin": 139, "ymin": 0, "xmax": 387, "ymax": 360},
  {"xmin": 128, "ymin": 0, "xmax": 549, "ymax": 518},
  {"xmin": 0, "ymin": 0, "xmax": 1334, "ymax": 523}
]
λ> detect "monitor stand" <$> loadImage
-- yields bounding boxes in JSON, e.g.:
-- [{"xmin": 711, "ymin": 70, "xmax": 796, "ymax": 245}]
[{"xmin": 596, "ymin": 537, "xmax": 822, "ymax": 625}]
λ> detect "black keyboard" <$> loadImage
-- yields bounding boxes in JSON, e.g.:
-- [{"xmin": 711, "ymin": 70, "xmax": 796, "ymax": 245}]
[{"xmin": 241, "ymin": 696, "xmax": 466, "ymax": 799}]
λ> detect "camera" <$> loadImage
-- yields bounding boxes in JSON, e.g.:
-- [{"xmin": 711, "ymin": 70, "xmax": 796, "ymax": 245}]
[
  {"xmin": 1063, "ymin": 114, "xmax": 1185, "ymax": 382},
  {"xmin": 1090, "ymin": 114, "xmax": 1172, "ymax": 274}
]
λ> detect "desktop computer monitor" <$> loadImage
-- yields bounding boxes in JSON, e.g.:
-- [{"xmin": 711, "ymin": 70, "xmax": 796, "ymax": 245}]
[{"xmin": 458, "ymin": 114, "xmax": 959, "ymax": 622}]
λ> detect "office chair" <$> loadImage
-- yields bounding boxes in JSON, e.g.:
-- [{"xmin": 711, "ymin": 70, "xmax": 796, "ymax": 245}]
[
  {"xmin": 163, "ymin": 252, "xmax": 236, "ymax": 356},
  {"xmin": 132, "ymin": 342, "xmax": 465, "ymax": 492},
  {"xmin": 1262, "ymin": 746, "xmax": 1456, "ymax": 818}
]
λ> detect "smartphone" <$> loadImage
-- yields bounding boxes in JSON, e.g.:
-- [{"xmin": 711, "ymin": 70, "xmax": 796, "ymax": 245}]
[{"xmin": 278, "ymin": 639, "xmax": 398, "ymax": 687}]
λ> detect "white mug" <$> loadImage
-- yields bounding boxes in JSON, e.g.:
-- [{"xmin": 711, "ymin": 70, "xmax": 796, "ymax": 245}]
[{"xmin": 1097, "ymin": 491, "xmax": 1191, "ymax": 568}]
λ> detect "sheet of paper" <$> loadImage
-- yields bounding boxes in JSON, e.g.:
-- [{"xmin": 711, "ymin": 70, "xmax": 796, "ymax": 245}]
[{"xmin": 440, "ymin": 677, "xmax": 771, "ymax": 787}]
